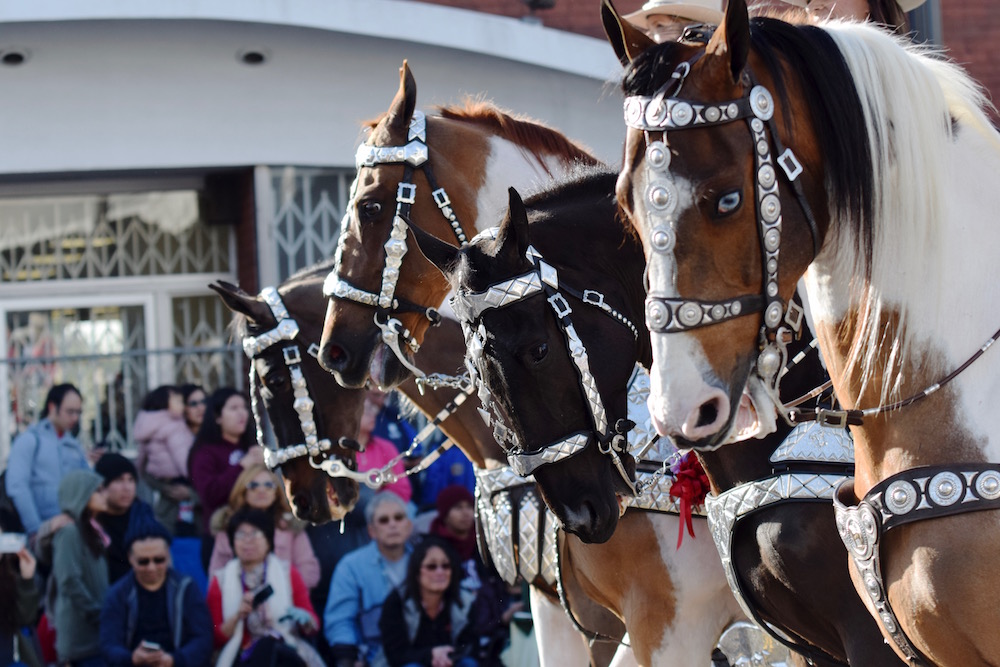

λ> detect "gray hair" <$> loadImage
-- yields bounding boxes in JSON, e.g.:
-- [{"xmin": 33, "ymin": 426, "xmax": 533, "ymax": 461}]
[{"xmin": 364, "ymin": 491, "xmax": 408, "ymax": 525}]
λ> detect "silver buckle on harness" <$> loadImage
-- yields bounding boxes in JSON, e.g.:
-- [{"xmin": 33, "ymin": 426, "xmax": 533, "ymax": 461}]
[
  {"xmin": 282, "ymin": 346, "xmax": 302, "ymax": 365},
  {"xmin": 784, "ymin": 300, "xmax": 805, "ymax": 334},
  {"xmin": 547, "ymin": 293, "xmax": 572, "ymax": 318},
  {"xmin": 432, "ymin": 188, "xmax": 451, "ymax": 207},
  {"xmin": 582, "ymin": 290, "xmax": 606, "ymax": 308},
  {"xmin": 817, "ymin": 409, "xmax": 848, "ymax": 429},
  {"xmin": 778, "ymin": 149, "xmax": 803, "ymax": 181},
  {"xmin": 397, "ymin": 183, "xmax": 417, "ymax": 204}
]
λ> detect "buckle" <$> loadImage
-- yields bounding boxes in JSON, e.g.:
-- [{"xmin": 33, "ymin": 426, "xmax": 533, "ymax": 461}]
[
  {"xmin": 396, "ymin": 182, "xmax": 417, "ymax": 204},
  {"xmin": 817, "ymin": 409, "xmax": 848, "ymax": 429},
  {"xmin": 784, "ymin": 300, "xmax": 805, "ymax": 334},
  {"xmin": 778, "ymin": 148, "xmax": 804, "ymax": 181},
  {"xmin": 306, "ymin": 343, "xmax": 321, "ymax": 359},
  {"xmin": 432, "ymin": 188, "xmax": 451, "ymax": 207},
  {"xmin": 582, "ymin": 290, "xmax": 606, "ymax": 307},
  {"xmin": 282, "ymin": 345, "xmax": 302, "ymax": 365},
  {"xmin": 547, "ymin": 293, "xmax": 573, "ymax": 318}
]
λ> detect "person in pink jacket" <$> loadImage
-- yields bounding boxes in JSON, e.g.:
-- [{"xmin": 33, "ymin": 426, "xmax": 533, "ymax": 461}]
[
  {"xmin": 357, "ymin": 390, "xmax": 412, "ymax": 504},
  {"xmin": 134, "ymin": 385, "xmax": 199, "ymax": 534},
  {"xmin": 207, "ymin": 463, "xmax": 321, "ymax": 590}
]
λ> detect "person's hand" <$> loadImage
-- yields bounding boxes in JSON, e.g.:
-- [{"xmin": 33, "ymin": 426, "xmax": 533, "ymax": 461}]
[
  {"xmin": 46, "ymin": 513, "xmax": 73, "ymax": 534},
  {"xmin": 431, "ymin": 645, "xmax": 454, "ymax": 667},
  {"xmin": 240, "ymin": 447, "xmax": 265, "ymax": 468},
  {"xmin": 281, "ymin": 606, "xmax": 316, "ymax": 633},
  {"xmin": 131, "ymin": 646, "xmax": 161, "ymax": 665},
  {"xmin": 165, "ymin": 484, "xmax": 192, "ymax": 501},
  {"xmin": 88, "ymin": 446, "xmax": 108, "ymax": 465},
  {"xmin": 238, "ymin": 591, "xmax": 254, "ymax": 619},
  {"xmin": 153, "ymin": 652, "xmax": 174, "ymax": 667},
  {"xmin": 16, "ymin": 547, "xmax": 36, "ymax": 580}
]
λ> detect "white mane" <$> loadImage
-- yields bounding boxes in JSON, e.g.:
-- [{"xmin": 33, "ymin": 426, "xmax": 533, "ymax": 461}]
[{"xmin": 820, "ymin": 21, "xmax": 1000, "ymax": 402}]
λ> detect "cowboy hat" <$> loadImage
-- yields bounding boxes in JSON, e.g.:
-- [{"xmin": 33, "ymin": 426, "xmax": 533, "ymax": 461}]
[{"xmin": 623, "ymin": 0, "xmax": 725, "ymax": 30}]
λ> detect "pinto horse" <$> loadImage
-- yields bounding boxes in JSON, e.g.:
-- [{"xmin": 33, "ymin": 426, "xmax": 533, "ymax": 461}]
[
  {"xmin": 416, "ymin": 167, "xmax": 905, "ymax": 665},
  {"xmin": 213, "ymin": 262, "xmax": 633, "ymax": 667},
  {"xmin": 317, "ymin": 62, "xmax": 632, "ymax": 542},
  {"xmin": 611, "ymin": 0, "xmax": 1000, "ymax": 663}
]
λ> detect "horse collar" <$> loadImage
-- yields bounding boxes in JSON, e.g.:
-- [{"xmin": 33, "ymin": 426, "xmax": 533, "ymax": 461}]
[
  {"xmin": 324, "ymin": 110, "xmax": 471, "ymax": 376},
  {"xmin": 243, "ymin": 286, "xmax": 369, "ymax": 484}
]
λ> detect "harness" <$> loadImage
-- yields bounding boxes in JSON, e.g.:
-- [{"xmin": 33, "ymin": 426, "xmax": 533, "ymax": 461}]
[
  {"xmin": 451, "ymin": 233, "xmax": 640, "ymax": 492},
  {"xmin": 624, "ymin": 59, "xmax": 1000, "ymax": 665},
  {"xmin": 322, "ymin": 110, "xmax": 469, "ymax": 377},
  {"xmin": 242, "ymin": 287, "xmax": 369, "ymax": 484}
]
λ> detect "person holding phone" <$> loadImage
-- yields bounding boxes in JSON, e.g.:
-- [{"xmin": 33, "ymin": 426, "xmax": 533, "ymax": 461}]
[
  {"xmin": 206, "ymin": 508, "xmax": 321, "ymax": 667},
  {"xmin": 0, "ymin": 530, "xmax": 40, "ymax": 667},
  {"xmin": 99, "ymin": 516, "xmax": 212, "ymax": 667}
]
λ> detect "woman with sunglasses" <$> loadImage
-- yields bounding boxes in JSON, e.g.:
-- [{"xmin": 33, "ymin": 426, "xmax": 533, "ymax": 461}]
[
  {"xmin": 208, "ymin": 508, "xmax": 322, "ymax": 667},
  {"xmin": 178, "ymin": 385, "xmax": 208, "ymax": 436},
  {"xmin": 135, "ymin": 385, "xmax": 199, "ymax": 535},
  {"xmin": 207, "ymin": 464, "xmax": 319, "ymax": 590},
  {"xmin": 378, "ymin": 536, "xmax": 479, "ymax": 667}
]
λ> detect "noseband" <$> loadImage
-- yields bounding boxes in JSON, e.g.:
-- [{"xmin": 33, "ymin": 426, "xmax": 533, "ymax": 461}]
[
  {"xmin": 242, "ymin": 286, "xmax": 370, "ymax": 484},
  {"xmin": 623, "ymin": 62, "xmax": 818, "ymax": 408},
  {"xmin": 323, "ymin": 110, "xmax": 470, "ymax": 377},
  {"xmin": 452, "ymin": 233, "xmax": 639, "ymax": 490}
]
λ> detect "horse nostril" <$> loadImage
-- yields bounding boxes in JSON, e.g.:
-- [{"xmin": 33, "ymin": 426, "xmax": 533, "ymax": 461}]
[
  {"xmin": 319, "ymin": 342, "xmax": 348, "ymax": 372},
  {"xmin": 696, "ymin": 399, "xmax": 720, "ymax": 428}
]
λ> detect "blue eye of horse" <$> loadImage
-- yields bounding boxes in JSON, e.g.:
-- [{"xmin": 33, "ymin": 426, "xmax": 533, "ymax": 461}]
[
  {"xmin": 717, "ymin": 192, "xmax": 742, "ymax": 215},
  {"xmin": 358, "ymin": 200, "xmax": 382, "ymax": 221}
]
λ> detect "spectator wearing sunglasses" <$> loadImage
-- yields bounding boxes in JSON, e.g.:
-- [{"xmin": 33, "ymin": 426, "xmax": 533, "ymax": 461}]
[
  {"xmin": 207, "ymin": 464, "xmax": 319, "ymax": 590},
  {"xmin": 324, "ymin": 492, "xmax": 414, "ymax": 667},
  {"xmin": 135, "ymin": 385, "xmax": 200, "ymax": 536},
  {"xmin": 379, "ymin": 536, "xmax": 479, "ymax": 667},
  {"xmin": 99, "ymin": 516, "xmax": 213, "ymax": 667},
  {"xmin": 178, "ymin": 385, "xmax": 207, "ymax": 437}
]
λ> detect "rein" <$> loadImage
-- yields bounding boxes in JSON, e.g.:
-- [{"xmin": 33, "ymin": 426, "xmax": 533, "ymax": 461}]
[
  {"xmin": 323, "ymin": 110, "xmax": 470, "ymax": 377},
  {"xmin": 242, "ymin": 287, "xmax": 367, "ymax": 483},
  {"xmin": 451, "ymin": 233, "xmax": 639, "ymax": 490}
]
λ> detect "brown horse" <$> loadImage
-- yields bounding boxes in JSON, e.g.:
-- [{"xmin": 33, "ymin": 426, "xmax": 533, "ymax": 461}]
[
  {"xmin": 611, "ymin": 0, "xmax": 1000, "ymax": 663},
  {"xmin": 214, "ymin": 263, "xmax": 631, "ymax": 667}
]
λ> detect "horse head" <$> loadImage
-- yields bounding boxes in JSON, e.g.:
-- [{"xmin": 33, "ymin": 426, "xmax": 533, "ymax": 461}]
[
  {"xmin": 319, "ymin": 61, "xmax": 477, "ymax": 390},
  {"xmin": 212, "ymin": 276, "xmax": 365, "ymax": 523},
  {"xmin": 414, "ymin": 177, "xmax": 644, "ymax": 544},
  {"xmin": 606, "ymin": 0, "xmax": 851, "ymax": 450}
]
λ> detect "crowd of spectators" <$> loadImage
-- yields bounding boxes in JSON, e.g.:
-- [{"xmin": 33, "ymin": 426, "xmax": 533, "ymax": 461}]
[{"xmin": 0, "ymin": 383, "xmax": 520, "ymax": 667}]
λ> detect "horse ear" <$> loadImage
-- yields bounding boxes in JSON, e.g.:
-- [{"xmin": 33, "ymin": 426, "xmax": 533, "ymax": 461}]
[
  {"xmin": 385, "ymin": 60, "xmax": 418, "ymax": 141},
  {"xmin": 496, "ymin": 187, "xmax": 531, "ymax": 264},
  {"xmin": 602, "ymin": 0, "xmax": 655, "ymax": 66},
  {"xmin": 408, "ymin": 221, "xmax": 462, "ymax": 277},
  {"xmin": 707, "ymin": 0, "xmax": 750, "ymax": 83},
  {"xmin": 210, "ymin": 281, "xmax": 270, "ymax": 324}
]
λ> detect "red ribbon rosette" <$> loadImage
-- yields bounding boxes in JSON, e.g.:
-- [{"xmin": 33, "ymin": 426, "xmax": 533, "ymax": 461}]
[{"xmin": 668, "ymin": 452, "xmax": 710, "ymax": 549}]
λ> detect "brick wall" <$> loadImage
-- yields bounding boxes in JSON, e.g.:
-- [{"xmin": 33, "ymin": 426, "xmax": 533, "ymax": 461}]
[{"xmin": 419, "ymin": 0, "xmax": 999, "ymax": 116}]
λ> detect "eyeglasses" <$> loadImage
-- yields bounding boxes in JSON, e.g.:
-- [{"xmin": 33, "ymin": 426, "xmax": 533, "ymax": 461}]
[
  {"xmin": 375, "ymin": 513, "xmax": 407, "ymax": 525},
  {"xmin": 422, "ymin": 562, "xmax": 452, "ymax": 572},
  {"xmin": 247, "ymin": 481, "xmax": 276, "ymax": 491},
  {"xmin": 234, "ymin": 528, "xmax": 264, "ymax": 541},
  {"xmin": 63, "ymin": 408, "xmax": 83, "ymax": 417},
  {"xmin": 135, "ymin": 556, "xmax": 167, "ymax": 567},
  {"xmin": 186, "ymin": 399, "xmax": 206, "ymax": 407}
]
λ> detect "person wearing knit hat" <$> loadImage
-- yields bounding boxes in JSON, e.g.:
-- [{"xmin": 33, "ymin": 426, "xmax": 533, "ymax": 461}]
[
  {"xmin": 429, "ymin": 485, "xmax": 476, "ymax": 563},
  {"xmin": 623, "ymin": 0, "xmax": 724, "ymax": 43},
  {"xmin": 93, "ymin": 452, "xmax": 158, "ymax": 584},
  {"xmin": 100, "ymin": 515, "xmax": 214, "ymax": 667}
]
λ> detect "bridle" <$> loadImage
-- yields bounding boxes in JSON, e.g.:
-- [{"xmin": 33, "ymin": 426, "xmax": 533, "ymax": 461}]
[
  {"xmin": 322, "ymin": 110, "xmax": 470, "ymax": 378},
  {"xmin": 451, "ymin": 230, "xmax": 639, "ymax": 491},
  {"xmin": 622, "ymin": 58, "xmax": 819, "ymax": 416},
  {"xmin": 242, "ymin": 286, "xmax": 371, "ymax": 485}
]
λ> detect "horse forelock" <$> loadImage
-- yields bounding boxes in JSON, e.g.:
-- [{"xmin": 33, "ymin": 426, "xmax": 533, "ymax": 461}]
[{"xmin": 436, "ymin": 99, "xmax": 600, "ymax": 168}]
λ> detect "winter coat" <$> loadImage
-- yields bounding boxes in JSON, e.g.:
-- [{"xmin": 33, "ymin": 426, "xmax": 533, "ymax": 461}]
[
  {"xmin": 134, "ymin": 410, "xmax": 194, "ymax": 480},
  {"xmin": 207, "ymin": 522, "xmax": 320, "ymax": 589},
  {"xmin": 5, "ymin": 418, "xmax": 89, "ymax": 534},
  {"xmin": 52, "ymin": 469, "xmax": 108, "ymax": 663},
  {"xmin": 188, "ymin": 440, "xmax": 248, "ymax": 534},
  {"xmin": 99, "ymin": 569, "xmax": 213, "ymax": 667},
  {"xmin": 378, "ymin": 588, "xmax": 478, "ymax": 667}
]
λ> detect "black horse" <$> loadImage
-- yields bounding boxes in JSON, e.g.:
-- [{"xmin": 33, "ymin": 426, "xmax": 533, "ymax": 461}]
[{"xmin": 415, "ymin": 167, "xmax": 906, "ymax": 666}]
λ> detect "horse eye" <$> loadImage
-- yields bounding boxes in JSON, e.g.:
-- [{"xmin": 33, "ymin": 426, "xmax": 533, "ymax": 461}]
[
  {"xmin": 529, "ymin": 342, "xmax": 548, "ymax": 364},
  {"xmin": 358, "ymin": 200, "xmax": 383, "ymax": 222},
  {"xmin": 717, "ymin": 192, "xmax": 742, "ymax": 215}
]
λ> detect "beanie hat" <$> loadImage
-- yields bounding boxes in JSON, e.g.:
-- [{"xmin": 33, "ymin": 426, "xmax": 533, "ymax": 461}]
[
  {"xmin": 95, "ymin": 452, "xmax": 138, "ymax": 485},
  {"xmin": 226, "ymin": 506, "xmax": 275, "ymax": 552},
  {"xmin": 435, "ymin": 484, "xmax": 474, "ymax": 518},
  {"xmin": 124, "ymin": 512, "xmax": 173, "ymax": 552}
]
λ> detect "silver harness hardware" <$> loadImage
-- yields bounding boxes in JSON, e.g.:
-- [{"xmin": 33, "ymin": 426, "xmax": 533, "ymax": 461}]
[
  {"xmin": 242, "ymin": 287, "xmax": 370, "ymax": 485},
  {"xmin": 323, "ymin": 110, "xmax": 469, "ymax": 378}
]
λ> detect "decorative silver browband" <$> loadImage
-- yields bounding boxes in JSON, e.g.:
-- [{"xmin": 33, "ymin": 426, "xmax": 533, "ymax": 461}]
[
  {"xmin": 834, "ymin": 464, "xmax": 1000, "ymax": 665},
  {"xmin": 475, "ymin": 466, "xmax": 558, "ymax": 586},
  {"xmin": 706, "ymin": 422, "xmax": 853, "ymax": 660},
  {"xmin": 324, "ymin": 109, "xmax": 468, "ymax": 378},
  {"xmin": 244, "ymin": 287, "xmax": 369, "ymax": 484}
]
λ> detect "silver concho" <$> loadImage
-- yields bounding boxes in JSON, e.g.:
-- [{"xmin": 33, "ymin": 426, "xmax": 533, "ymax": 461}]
[
  {"xmin": 710, "ymin": 304, "xmax": 726, "ymax": 320},
  {"xmin": 624, "ymin": 98, "xmax": 644, "ymax": 126},
  {"xmin": 757, "ymin": 345, "xmax": 782, "ymax": 380},
  {"xmin": 928, "ymin": 471, "xmax": 962, "ymax": 506},
  {"xmin": 646, "ymin": 141, "xmax": 670, "ymax": 170},
  {"xmin": 749, "ymin": 85, "xmax": 775, "ymax": 121},
  {"xmin": 678, "ymin": 302, "xmax": 703, "ymax": 327},
  {"xmin": 648, "ymin": 183, "xmax": 676, "ymax": 212},
  {"xmin": 757, "ymin": 164, "xmax": 776, "ymax": 189},
  {"xmin": 646, "ymin": 300, "xmax": 669, "ymax": 329},
  {"xmin": 843, "ymin": 503, "xmax": 878, "ymax": 560},
  {"xmin": 764, "ymin": 227, "xmax": 781, "ymax": 252},
  {"xmin": 704, "ymin": 106, "xmax": 721, "ymax": 123},
  {"xmin": 645, "ymin": 99, "xmax": 668, "ymax": 126},
  {"xmin": 671, "ymin": 101, "xmax": 693, "ymax": 126},
  {"xmin": 650, "ymin": 225, "xmax": 675, "ymax": 253},
  {"xmin": 884, "ymin": 480, "xmax": 917, "ymax": 515},
  {"xmin": 764, "ymin": 301, "xmax": 783, "ymax": 329},
  {"xmin": 760, "ymin": 194, "xmax": 781, "ymax": 224},
  {"xmin": 976, "ymin": 470, "xmax": 1000, "ymax": 500}
]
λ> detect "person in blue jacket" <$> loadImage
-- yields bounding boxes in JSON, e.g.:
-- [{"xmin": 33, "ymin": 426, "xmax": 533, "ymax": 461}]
[{"xmin": 100, "ymin": 516, "xmax": 213, "ymax": 667}]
